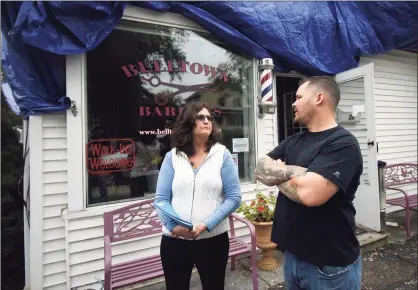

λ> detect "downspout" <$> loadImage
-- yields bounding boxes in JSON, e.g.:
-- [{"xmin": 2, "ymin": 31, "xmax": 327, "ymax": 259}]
[{"xmin": 378, "ymin": 160, "xmax": 387, "ymax": 233}]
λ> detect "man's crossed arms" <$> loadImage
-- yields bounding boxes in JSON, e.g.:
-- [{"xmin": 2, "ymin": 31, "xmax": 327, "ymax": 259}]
[{"xmin": 254, "ymin": 156, "xmax": 339, "ymax": 207}]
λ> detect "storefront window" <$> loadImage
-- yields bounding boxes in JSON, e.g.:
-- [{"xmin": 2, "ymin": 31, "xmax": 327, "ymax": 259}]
[{"xmin": 86, "ymin": 21, "xmax": 256, "ymax": 206}]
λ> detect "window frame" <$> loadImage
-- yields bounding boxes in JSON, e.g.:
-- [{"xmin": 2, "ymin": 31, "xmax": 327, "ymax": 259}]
[{"xmin": 66, "ymin": 5, "xmax": 262, "ymax": 214}]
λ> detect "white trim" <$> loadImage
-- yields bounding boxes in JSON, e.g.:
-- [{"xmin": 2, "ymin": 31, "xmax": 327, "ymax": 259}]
[
  {"xmin": 66, "ymin": 6, "xmax": 211, "ymax": 214},
  {"xmin": 387, "ymin": 49, "xmax": 418, "ymax": 58},
  {"xmin": 65, "ymin": 6, "xmax": 260, "ymax": 216},
  {"xmin": 364, "ymin": 63, "xmax": 378, "ymax": 187},
  {"xmin": 335, "ymin": 63, "xmax": 378, "ymax": 186},
  {"xmin": 335, "ymin": 66, "xmax": 368, "ymax": 83},
  {"xmin": 253, "ymin": 58, "xmax": 264, "ymax": 157},
  {"xmin": 252, "ymin": 58, "xmax": 261, "ymax": 161},
  {"xmin": 23, "ymin": 119, "xmax": 30, "ymax": 286},
  {"xmin": 66, "ymin": 54, "xmax": 87, "ymax": 212},
  {"xmin": 335, "ymin": 63, "xmax": 380, "ymax": 231},
  {"xmin": 272, "ymin": 74, "xmax": 279, "ymax": 148},
  {"xmin": 62, "ymin": 182, "xmax": 268, "ymax": 221},
  {"xmin": 28, "ymin": 116, "xmax": 43, "ymax": 290}
]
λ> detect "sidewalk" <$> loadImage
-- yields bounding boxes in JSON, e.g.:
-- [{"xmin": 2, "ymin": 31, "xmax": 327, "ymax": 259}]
[
  {"xmin": 138, "ymin": 236, "xmax": 417, "ymax": 290},
  {"xmin": 137, "ymin": 251, "xmax": 286, "ymax": 290}
]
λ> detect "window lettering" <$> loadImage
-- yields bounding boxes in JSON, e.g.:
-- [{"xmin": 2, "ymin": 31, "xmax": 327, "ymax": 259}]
[
  {"xmin": 121, "ymin": 59, "xmax": 228, "ymax": 82},
  {"xmin": 86, "ymin": 23, "xmax": 255, "ymax": 206}
]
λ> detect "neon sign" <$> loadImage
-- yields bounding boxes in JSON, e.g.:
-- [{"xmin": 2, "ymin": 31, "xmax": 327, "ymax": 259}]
[{"xmin": 87, "ymin": 139, "xmax": 135, "ymax": 174}]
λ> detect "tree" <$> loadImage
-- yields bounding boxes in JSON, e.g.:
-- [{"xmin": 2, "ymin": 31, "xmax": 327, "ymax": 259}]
[{"xmin": 1, "ymin": 93, "xmax": 25, "ymax": 290}]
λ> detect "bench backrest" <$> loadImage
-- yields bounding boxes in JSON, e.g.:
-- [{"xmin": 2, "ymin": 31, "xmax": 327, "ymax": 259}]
[
  {"xmin": 384, "ymin": 163, "xmax": 418, "ymax": 187},
  {"xmin": 103, "ymin": 199, "xmax": 162, "ymax": 243}
]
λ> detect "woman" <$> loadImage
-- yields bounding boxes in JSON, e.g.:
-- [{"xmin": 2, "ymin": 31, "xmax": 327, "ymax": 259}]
[{"xmin": 155, "ymin": 102, "xmax": 242, "ymax": 290}]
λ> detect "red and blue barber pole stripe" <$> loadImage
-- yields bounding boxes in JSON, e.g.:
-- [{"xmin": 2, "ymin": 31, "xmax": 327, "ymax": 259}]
[
  {"xmin": 259, "ymin": 58, "xmax": 274, "ymax": 104},
  {"xmin": 258, "ymin": 58, "xmax": 276, "ymax": 115},
  {"xmin": 260, "ymin": 68, "xmax": 273, "ymax": 103}
]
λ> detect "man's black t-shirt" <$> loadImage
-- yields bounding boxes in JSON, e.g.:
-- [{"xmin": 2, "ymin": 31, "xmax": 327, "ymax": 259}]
[{"xmin": 267, "ymin": 125, "xmax": 363, "ymax": 267}]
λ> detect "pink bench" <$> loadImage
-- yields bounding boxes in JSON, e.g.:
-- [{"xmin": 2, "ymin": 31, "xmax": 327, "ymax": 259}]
[
  {"xmin": 104, "ymin": 199, "xmax": 259, "ymax": 290},
  {"xmin": 384, "ymin": 163, "xmax": 418, "ymax": 238}
]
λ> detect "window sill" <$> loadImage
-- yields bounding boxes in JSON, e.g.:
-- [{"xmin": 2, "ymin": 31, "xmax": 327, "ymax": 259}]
[
  {"xmin": 62, "ymin": 182, "xmax": 269, "ymax": 221},
  {"xmin": 62, "ymin": 198, "xmax": 143, "ymax": 221}
]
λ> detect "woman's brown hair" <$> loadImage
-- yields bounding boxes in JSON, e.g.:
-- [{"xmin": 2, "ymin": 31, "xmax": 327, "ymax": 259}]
[{"xmin": 171, "ymin": 102, "xmax": 221, "ymax": 156}]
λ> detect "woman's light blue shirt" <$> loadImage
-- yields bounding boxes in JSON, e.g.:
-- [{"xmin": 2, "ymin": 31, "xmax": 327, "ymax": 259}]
[{"xmin": 155, "ymin": 150, "xmax": 242, "ymax": 233}]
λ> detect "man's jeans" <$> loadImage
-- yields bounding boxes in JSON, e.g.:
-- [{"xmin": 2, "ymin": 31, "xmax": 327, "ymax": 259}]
[{"xmin": 283, "ymin": 251, "xmax": 362, "ymax": 290}]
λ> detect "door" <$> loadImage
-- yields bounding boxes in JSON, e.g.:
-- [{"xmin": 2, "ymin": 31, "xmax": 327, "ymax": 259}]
[
  {"xmin": 282, "ymin": 91, "xmax": 308, "ymax": 138},
  {"xmin": 335, "ymin": 63, "xmax": 380, "ymax": 232}
]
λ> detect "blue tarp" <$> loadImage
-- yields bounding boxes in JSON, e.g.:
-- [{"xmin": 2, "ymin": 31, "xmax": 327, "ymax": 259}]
[{"xmin": 2, "ymin": 1, "xmax": 417, "ymax": 117}]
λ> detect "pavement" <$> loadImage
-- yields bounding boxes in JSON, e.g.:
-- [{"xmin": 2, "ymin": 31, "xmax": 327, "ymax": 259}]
[
  {"xmin": 385, "ymin": 209, "xmax": 417, "ymax": 244},
  {"xmin": 137, "ymin": 210, "xmax": 417, "ymax": 290},
  {"xmin": 361, "ymin": 234, "xmax": 417, "ymax": 290},
  {"xmin": 136, "ymin": 251, "xmax": 286, "ymax": 290}
]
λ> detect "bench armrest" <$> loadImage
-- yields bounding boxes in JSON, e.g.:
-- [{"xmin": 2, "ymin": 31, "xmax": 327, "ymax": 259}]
[
  {"xmin": 104, "ymin": 236, "xmax": 112, "ymax": 290},
  {"xmin": 386, "ymin": 186, "xmax": 409, "ymax": 199},
  {"xmin": 230, "ymin": 213, "xmax": 257, "ymax": 252},
  {"xmin": 386, "ymin": 186, "xmax": 414, "ymax": 209}
]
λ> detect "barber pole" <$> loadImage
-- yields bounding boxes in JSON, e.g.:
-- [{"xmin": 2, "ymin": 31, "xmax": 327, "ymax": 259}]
[
  {"xmin": 260, "ymin": 61, "xmax": 273, "ymax": 103},
  {"xmin": 258, "ymin": 58, "xmax": 276, "ymax": 115}
]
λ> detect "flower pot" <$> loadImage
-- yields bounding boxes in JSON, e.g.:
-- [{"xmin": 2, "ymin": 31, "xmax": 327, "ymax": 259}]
[{"xmin": 251, "ymin": 221, "xmax": 279, "ymax": 271}]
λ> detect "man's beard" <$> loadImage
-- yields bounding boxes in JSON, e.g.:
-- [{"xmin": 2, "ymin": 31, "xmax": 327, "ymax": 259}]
[
  {"xmin": 294, "ymin": 108, "xmax": 313, "ymax": 127},
  {"xmin": 294, "ymin": 115, "xmax": 305, "ymax": 126}
]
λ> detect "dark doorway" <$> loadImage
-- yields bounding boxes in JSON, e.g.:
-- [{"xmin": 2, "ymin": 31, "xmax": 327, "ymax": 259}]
[{"xmin": 276, "ymin": 75, "xmax": 307, "ymax": 142}]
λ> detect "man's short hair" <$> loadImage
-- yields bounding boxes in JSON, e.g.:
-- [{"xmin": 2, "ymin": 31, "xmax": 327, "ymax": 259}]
[{"xmin": 299, "ymin": 76, "xmax": 340, "ymax": 108}]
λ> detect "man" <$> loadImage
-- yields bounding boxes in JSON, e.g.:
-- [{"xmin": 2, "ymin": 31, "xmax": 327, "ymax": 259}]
[{"xmin": 255, "ymin": 76, "xmax": 363, "ymax": 290}]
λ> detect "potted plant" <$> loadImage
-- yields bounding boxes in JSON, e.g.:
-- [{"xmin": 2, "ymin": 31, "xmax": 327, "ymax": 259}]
[{"xmin": 236, "ymin": 188, "xmax": 279, "ymax": 271}]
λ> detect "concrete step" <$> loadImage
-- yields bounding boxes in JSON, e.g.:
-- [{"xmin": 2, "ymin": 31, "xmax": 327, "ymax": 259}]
[{"xmin": 358, "ymin": 231, "xmax": 390, "ymax": 253}]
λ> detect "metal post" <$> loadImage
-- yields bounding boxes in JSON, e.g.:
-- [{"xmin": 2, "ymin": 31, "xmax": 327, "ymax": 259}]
[{"xmin": 378, "ymin": 160, "xmax": 387, "ymax": 232}]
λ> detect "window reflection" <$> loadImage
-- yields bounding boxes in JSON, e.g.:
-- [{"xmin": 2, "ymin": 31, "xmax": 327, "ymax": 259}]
[{"xmin": 86, "ymin": 22, "xmax": 255, "ymax": 206}]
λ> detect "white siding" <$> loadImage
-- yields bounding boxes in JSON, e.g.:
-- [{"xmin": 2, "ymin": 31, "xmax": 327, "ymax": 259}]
[
  {"xmin": 42, "ymin": 113, "xmax": 68, "ymax": 290},
  {"xmin": 360, "ymin": 51, "xmax": 418, "ymax": 211},
  {"xmin": 262, "ymin": 114, "xmax": 277, "ymax": 154}
]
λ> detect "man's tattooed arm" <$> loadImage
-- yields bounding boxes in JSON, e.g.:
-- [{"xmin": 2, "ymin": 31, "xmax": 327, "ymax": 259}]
[
  {"xmin": 255, "ymin": 157, "xmax": 307, "ymax": 187},
  {"xmin": 255, "ymin": 156, "xmax": 307, "ymax": 203},
  {"xmin": 277, "ymin": 178, "xmax": 305, "ymax": 203}
]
